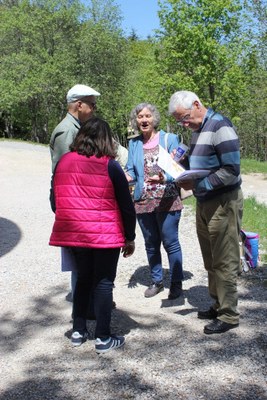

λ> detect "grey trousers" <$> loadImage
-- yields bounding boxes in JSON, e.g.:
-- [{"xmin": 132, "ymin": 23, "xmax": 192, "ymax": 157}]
[{"xmin": 196, "ymin": 188, "xmax": 243, "ymax": 324}]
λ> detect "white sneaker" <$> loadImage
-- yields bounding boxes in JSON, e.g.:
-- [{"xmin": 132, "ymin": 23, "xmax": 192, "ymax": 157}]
[{"xmin": 71, "ymin": 331, "xmax": 88, "ymax": 347}]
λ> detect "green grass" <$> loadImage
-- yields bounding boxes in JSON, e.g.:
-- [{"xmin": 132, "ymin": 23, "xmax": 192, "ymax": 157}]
[
  {"xmin": 183, "ymin": 159, "xmax": 267, "ymax": 262},
  {"xmin": 241, "ymin": 159, "xmax": 267, "ymax": 175},
  {"xmin": 182, "ymin": 194, "xmax": 267, "ymax": 264},
  {"xmin": 242, "ymin": 196, "xmax": 267, "ymax": 263},
  {"xmin": 240, "ymin": 160, "xmax": 267, "ymax": 261}
]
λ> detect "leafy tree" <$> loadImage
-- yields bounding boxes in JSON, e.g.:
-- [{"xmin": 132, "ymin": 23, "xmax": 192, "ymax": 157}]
[
  {"xmin": 128, "ymin": 28, "xmax": 139, "ymax": 41},
  {"xmin": 235, "ymin": 0, "xmax": 267, "ymax": 160},
  {"xmin": 249, "ymin": 0, "xmax": 267, "ymax": 67},
  {"xmin": 78, "ymin": 20, "xmax": 128, "ymax": 137},
  {"xmin": 86, "ymin": 0, "xmax": 122, "ymax": 30},
  {"xmin": 0, "ymin": 0, "xmax": 83, "ymax": 141},
  {"xmin": 120, "ymin": 39, "xmax": 164, "ymax": 136},
  {"xmin": 156, "ymin": 0, "xmax": 249, "ymax": 118},
  {"xmin": 0, "ymin": 0, "xmax": 265, "ymax": 160},
  {"xmin": 0, "ymin": 0, "xmax": 130, "ymax": 142}
]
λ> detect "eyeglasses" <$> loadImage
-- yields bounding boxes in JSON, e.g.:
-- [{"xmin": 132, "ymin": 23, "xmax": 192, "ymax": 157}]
[
  {"xmin": 176, "ymin": 109, "xmax": 192, "ymax": 126},
  {"xmin": 79, "ymin": 100, "xmax": 97, "ymax": 109}
]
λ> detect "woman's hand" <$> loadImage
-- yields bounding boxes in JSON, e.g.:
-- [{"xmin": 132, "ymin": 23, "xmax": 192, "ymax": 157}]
[
  {"xmin": 121, "ymin": 240, "xmax": 135, "ymax": 258},
  {"xmin": 170, "ymin": 149, "xmax": 176, "ymax": 160},
  {"xmin": 125, "ymin": 172, "xmax": 133, "ymax": 182},
  {"xmin": 145, "ymin": 171, "xmax": 165, "ymax": 183}
]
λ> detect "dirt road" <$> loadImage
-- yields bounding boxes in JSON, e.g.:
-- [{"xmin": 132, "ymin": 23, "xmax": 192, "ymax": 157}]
[
  {"xmin": 241, "ymin": 173, "xmax": 267, "ymax": 205},
  {"xmin": 0, "ymin": 140, "xmax": 266, "ymax": 400}
]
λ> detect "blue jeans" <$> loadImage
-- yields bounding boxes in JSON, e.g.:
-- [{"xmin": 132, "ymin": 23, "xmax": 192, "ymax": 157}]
[
  {"xmin": 72, "ymin": 247, "xmax": 120, "ymax": 339},
  {"xmin": 137, "ymin": 211, "xmax": 183, "ymax": 284}
]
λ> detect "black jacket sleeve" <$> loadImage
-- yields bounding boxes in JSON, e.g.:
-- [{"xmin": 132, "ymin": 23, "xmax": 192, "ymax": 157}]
[{"xmin": 108, "ymin": 159, "xmax": 136, "ymax": 241}]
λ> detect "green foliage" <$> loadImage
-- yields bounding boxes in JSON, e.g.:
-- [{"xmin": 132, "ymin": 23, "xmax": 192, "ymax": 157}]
[
  {"xmin": 184, "ymin": 156, "xmax": 267, "ymax": 261},
  {"xmin": 182, "ymin": 178, "xmax": 267, "ymax": 261},
  {"xmin": 78, "ymin": 21, "xmax": 127, "ymax": 131},
  {"xmin": 120, "ymin": 39, "xmax": 163, "ymax": 134},
  {"xmin": 86, "ymin": 0, "xmax": 122, "ymax": 30},
  {"xmin": 0, "ymin": 0, "xmax": 266, "ymax": 158},
  {"xmin": 0, "ymin": 0, "xmax": 83, "ymax": 141},
  {"xmin": 236, "ymin": 67, "xmax": 267, "ymax": 161},
  {"xmin": 156, "ymin": 0, "xmax": 267, "ymax": 159},
  {"xmin": 156, "ymin": 0, "xmax": 248, "ymax": 111},
  {"xmin": 235, "ymin": 1, "xmax": 267, "ymax": 161}
]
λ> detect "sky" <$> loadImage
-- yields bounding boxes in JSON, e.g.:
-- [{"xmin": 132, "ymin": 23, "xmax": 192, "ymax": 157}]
[{"xmin": 115, "ymin": 0, "xmax": 160, "ymax": 39}]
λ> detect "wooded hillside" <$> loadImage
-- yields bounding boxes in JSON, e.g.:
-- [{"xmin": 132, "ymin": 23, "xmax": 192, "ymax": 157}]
[{"xmin": 0, "ymin": 0, "xmax": 266, "ymax": 160}]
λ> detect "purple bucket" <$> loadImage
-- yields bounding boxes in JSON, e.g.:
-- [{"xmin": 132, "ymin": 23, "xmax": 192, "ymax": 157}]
[{"xmin": 242, "ymin": 231, "xmax": 259, "ymax": 268}]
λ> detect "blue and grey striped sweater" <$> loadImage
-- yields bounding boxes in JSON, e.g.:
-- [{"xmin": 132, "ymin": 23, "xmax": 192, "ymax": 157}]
[{"xmin": 189, "ymin": 108, "xmax": 242, "ymax": 201}]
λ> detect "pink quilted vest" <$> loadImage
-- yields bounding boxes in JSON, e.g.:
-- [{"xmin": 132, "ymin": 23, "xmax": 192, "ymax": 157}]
[{"xmin": 49, "ymin": 152, "xmax": 125, "ymax": 248}]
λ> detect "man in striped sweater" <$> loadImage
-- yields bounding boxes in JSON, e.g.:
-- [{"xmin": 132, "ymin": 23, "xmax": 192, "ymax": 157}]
[{"xmin": 169, "ymin": 90, "xmax": 243, "ymax": 334}]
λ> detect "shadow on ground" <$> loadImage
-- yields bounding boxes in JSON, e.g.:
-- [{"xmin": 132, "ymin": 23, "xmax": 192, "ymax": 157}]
[
  {"xmin": 0, "ymin": 272, "xmax": 266, "ymax": 399},
  {"xmin": 0, "ymin": 217, "xmax": 21, "ymax": 257},
  {"xmin": 127, "ymin": 264, "xmax": 193, "ymax": 289}
]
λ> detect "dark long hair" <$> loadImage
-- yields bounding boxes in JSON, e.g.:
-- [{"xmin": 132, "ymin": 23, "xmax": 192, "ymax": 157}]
[{"xmin": 70, "ymin": 117, "xmax": 117, "ymax": 158}]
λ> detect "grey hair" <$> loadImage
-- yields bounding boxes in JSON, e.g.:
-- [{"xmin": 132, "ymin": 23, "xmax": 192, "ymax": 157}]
[
  {"xmin": 168, "ymin": 91, "xmax": 202, "ymax": 115},
  {"xmin": 130, "ymin": 103, "xmax": 161, "ymax": 133}
]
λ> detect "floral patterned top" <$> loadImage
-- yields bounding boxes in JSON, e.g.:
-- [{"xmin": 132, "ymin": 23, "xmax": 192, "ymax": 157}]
[{"xmin": 135, "ymin": 145, "xmax": 183, "ymax": 214}]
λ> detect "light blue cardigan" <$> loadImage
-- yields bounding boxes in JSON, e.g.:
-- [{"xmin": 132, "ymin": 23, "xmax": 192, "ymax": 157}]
[{"xmin": 126, "ymin": 130, "xmax": 180, "ymax": 201}]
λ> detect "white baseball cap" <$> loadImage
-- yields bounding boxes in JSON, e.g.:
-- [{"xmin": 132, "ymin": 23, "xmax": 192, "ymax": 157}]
[{"xmin": 66, "ymin": 84, "xmax": 100, "ymax": 103}]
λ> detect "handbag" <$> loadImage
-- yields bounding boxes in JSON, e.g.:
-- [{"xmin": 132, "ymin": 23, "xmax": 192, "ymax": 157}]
[{"xmin": 164, "ymin": 133, "xmax": 193, "ymax": 200}]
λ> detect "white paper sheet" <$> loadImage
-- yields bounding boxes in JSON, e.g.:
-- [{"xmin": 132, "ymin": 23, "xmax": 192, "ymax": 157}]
[
  {"xmin": 157, "ymin": 145, "xmax": 185, "ymax": 179},
  {"xmin": 157, "ymin": 145, "xmax": 210, "ymax": 182}
]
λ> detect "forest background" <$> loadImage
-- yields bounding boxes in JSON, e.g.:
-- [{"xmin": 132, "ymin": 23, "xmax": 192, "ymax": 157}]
[{"xmin": 0, "ymin": 0, "xmax": 266, "ymax": 161}]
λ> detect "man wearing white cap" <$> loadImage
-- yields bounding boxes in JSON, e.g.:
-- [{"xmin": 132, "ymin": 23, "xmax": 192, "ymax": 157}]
[{"xmin": 50, "ymin": 84, "xmax": 100, "ymax": 171}]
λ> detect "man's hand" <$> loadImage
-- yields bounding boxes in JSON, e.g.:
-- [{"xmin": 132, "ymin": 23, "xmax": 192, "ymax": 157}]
[
  {"xmin": 177, "ymin": 180, "xmax": 194, "ymax": 190},
  {"xmin": 121, "ymin": 240, "xmax": 135, "ymax": 258}
]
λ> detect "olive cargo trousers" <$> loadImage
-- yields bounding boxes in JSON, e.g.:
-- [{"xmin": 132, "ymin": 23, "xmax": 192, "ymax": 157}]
[{"xmin": 196, "ymin": 188, "xmax": 243, "ymax": 324}]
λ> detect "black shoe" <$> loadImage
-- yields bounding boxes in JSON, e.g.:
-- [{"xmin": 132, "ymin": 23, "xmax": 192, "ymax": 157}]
[
  {"xmin": 168, "ymin": 281, "xmax": 182, "ymax": 300},
  {"xmin": 144, "ymin": 282, "xmax": 164, "ymax": 298},
  {"xmin": 204, "ymin": 319, "xmax": 239, "ymax": 334},
  {"xmin": 198, "ymin": 307, "xmax": 218, "ymax": 320}
]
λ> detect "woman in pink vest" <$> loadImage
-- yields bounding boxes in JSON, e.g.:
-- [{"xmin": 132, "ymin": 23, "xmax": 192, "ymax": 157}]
[{"xmin": 49, "ymin": 117, "xmax": 136, "ymax": 353}]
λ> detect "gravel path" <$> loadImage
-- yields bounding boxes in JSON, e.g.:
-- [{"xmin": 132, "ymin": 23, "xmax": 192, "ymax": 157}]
[{"xmin": 0, "ymin": 141, "xmax": 266, "ymax": 400}]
